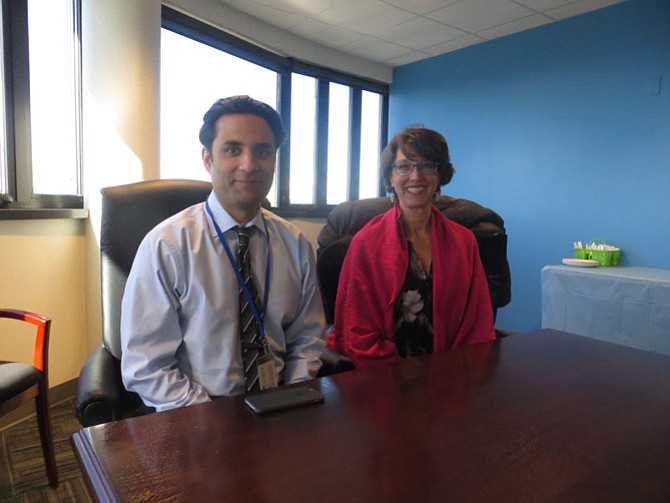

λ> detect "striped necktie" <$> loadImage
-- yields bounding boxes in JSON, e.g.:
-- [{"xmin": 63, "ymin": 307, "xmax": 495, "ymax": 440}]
[{"xmin": 236, "ymin": 226, "xmax": 262, "ymax": 392}]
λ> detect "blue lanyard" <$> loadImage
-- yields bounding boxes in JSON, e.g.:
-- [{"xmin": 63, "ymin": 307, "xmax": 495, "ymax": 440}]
[{"xmin": 205, "ymin": 201, "xmax": 271, "ymax": 340}]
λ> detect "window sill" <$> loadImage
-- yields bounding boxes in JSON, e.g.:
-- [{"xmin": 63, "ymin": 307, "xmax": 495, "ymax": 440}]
[
  {"xmin": 0, "ymin": 208, "xmax": 89, "ymax": 220},
  {"xmin": 272, "ymin": 207, "xmax": 334, "ymax": 219}
]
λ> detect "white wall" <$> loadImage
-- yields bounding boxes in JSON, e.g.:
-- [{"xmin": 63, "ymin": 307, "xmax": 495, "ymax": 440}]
[
  {"xmin": 0, "ymin": 219, "xmax": 88, "ymax": 387},
  {"xmin": 81, "ymin": 0, "xmax": 163, "ymax": 357}
]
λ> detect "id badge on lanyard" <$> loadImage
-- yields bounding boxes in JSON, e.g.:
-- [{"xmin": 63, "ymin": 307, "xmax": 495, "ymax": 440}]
[{"xmin": 256, "ymin": 346, "xmax": 278, "ymax": 390}]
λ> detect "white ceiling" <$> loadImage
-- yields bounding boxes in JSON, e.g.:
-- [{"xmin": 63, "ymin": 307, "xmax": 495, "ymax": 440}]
[{"xmin": 217, "ymin": 0, "xmax": 625, "ymax": 67}]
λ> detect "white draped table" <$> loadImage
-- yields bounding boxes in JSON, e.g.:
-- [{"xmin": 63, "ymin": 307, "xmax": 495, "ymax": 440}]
[{"xmin": 541, "ymin": 265, "xmax": 670, "ymax": 355}]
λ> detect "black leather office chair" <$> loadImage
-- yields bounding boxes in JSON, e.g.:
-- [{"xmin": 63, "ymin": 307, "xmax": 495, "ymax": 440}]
[
  {"xmin": 316, "ymin": 196, "xmax": 512, "ymax": 376},
  {"xmin": 75, "ymin": 179, "xmax": 213, "ymax": 427}
]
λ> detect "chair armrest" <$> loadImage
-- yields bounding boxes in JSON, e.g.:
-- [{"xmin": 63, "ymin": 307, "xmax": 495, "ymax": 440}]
[
  {"xmin": 317, "ymin": 348, "xmax": 355, "ymax": 377},
  {"xmin": 495, "ymin": 328, "xmax": 517, "ymax": 339},
  {"xmin": 75, "ymin": 346, "xmax": 124, "ymax": 427},
  {"xmin": 475, "ymin": 232, "xmax": 512, "ymax": 310}
]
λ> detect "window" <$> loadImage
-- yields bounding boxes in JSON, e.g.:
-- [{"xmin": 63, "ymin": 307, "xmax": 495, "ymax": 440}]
[
  {"xmin": 359, "ymin": 91, "xmax": 383, "ymax": 199},
  {"xmin": 160, "ymin": 28, "xmax": 279, "ymax": 203},
  {"xmin": 288, "ymin": 73, "xmax": 316, "ymax": 205},
  {"xmin": 0, "ymin": 0, "xmax": 82, "ymax": 210},
  {"xmin": 161, "ymin": 7, "xmax": 388, "ymax": 217},
  {"xmin": 0, "ymin": 9, "xmax": 6, "ymax": 197},
  {"xmin": 326, "ymin": 82, "xmax": 350, "ymax": 205}
]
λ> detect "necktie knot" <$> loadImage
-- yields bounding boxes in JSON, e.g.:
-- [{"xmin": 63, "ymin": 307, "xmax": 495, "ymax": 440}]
[{"xmin": 236, "ymin": 226, "xmax": 253, "ymax": 263}]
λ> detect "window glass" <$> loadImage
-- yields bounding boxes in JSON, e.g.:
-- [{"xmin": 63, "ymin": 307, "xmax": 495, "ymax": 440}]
[
  {"xmin": 160, "ymin": 9, "xmax": 388, "ymax": 215},
  {"xmin": 359, "ymin": 90, "xmax": 382, "ymax": 199},
  {"xmin": 28, "ymin": 0, "xmax": 79, "ymax": 195},
  {"xmin": 0, "ymin": 7, "xmax": 6, "ymax": 195},
  {"xmin": 327, "ymin": 82, "xmax": 350, "ymax": 205},
  {"xmin": 289, "ymin": 73, "xmax": 316, "ymax": 204},
  {"xmin": 160, "ymin": 28, "xmax": 279, "ymax": 202}
]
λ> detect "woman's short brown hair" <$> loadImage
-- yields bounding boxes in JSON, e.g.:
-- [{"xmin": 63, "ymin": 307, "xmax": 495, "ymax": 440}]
[{"xmin": 380, "ymin": 127, "xmax": 455, "ymax": 191}]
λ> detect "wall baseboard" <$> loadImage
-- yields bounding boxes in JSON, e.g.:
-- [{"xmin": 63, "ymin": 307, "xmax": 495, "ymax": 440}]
[{"xmin": 0, "ymin": 379, "xmax": 78, "ymax": 431}]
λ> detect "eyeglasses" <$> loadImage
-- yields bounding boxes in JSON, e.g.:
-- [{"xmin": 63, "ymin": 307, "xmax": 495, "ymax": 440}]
[{"xmin": 392, "ymin": 160, "xmax": 439, "ymax": 176}]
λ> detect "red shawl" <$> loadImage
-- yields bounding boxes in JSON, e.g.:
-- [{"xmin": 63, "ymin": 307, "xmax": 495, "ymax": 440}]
[{"xmin": 328, "ymin": 203, "xmax": 495, "ymax": 369}]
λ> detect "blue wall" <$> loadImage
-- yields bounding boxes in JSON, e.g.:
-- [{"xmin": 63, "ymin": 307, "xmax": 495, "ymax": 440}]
[{"xmin": 390, "ymin": 0, "xmax": 670, "ymax": 333}]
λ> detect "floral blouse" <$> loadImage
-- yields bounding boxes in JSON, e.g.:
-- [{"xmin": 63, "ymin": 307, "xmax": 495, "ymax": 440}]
[{"xmin": 393, "ymin": 242, "xmax": 434, "ymax": 357}]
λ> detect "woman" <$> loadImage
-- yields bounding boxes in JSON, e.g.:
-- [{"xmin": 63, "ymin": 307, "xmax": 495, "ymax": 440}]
[{"xmin": 328, "ymin": 127, "xmax": 495, "ymax": 369}]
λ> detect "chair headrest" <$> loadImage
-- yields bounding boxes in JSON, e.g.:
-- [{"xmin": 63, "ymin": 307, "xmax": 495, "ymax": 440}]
[
  {"xmin": 317, "ymin": 196, "xmax": 506, "ymax": 254},
  {"xmin": 100, "ymin": 179, "xmax": 213, "ymax": 273}
]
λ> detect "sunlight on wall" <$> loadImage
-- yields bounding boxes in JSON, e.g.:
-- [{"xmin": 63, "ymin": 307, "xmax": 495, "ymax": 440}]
[{"xmin": 83, "ymin": 93, "xmax": 143, "ymax": 244}]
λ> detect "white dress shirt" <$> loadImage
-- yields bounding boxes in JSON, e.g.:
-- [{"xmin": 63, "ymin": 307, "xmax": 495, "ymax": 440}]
[{"xmin": 120, "ymin": 192, "xmax": 326, "ymax": 412}]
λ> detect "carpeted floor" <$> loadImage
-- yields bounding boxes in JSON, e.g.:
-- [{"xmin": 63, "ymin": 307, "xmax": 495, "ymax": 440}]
[{"xmin": 0, "ymin": 397, "xmax": 92, "ymax": 502}]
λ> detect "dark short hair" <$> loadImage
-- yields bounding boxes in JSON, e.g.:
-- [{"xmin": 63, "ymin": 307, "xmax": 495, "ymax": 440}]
[
  {"xmin": 198, "ymin": 95, "xmax": 287, "ymax": 152},
  {"xmin": 380, "ymin": 127, "xmax": 455, "ymax": 190}
]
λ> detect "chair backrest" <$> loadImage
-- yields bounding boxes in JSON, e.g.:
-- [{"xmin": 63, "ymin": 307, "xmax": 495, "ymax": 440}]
[
  {"xmin": 100, "ymin": 179, "xmax": 212, "ymax": 358},
  {"xmin": 316, "ymin": 196, "xmax": 512, "ymax": 325},
  {"xmin": 0, "ymin": 308, "xmax": 51, "ymax": 373}
]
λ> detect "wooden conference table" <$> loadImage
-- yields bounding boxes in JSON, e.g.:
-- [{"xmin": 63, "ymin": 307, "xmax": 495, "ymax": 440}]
[{"xmin": 71, "ymin": 329, "xmax": 670, "ymax": 502}]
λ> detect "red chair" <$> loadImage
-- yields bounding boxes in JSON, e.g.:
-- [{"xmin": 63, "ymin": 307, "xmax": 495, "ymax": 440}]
[{"xmin": 0, "ymin": 308, "xmax": 58, "ymax": 488}]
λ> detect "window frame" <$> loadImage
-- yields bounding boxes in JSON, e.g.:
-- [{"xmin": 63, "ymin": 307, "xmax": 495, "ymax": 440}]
[
  {"xmin": 161, "ymin": 6, "xmax": 389, "ymax": 219},
  {"xmin": 0, "ymin": 0, "xmax": 84, "ymax": 216}
]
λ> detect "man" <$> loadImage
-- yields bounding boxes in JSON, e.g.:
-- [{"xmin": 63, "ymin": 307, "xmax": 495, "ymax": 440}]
[{"xmin": 120, "ymin": 96, "xmax": 326, "ymax": 412}]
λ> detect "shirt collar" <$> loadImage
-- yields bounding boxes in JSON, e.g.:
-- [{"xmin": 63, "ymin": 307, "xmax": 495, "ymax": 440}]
[{"xmin": 205, "ymin": 192, "xmax": 266, "ymax": 236}]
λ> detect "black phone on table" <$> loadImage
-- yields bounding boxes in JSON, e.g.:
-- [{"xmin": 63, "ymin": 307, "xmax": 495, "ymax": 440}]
[{"xmin": 244, "ymin": 386, "xmax": 324, "ymax": 414}]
